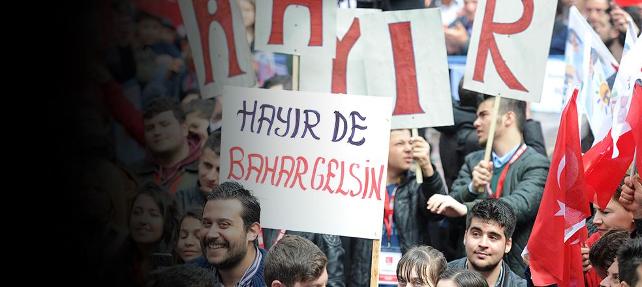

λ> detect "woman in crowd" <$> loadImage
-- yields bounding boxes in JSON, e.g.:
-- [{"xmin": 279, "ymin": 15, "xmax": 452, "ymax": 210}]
[{"xmin": 396, "ymin": 245, "xmax": 447, "ymax": 287}]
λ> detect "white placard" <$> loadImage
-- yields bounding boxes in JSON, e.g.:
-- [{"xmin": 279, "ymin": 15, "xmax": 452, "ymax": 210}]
[
  {"xmin": 300, "ymin": 8, "xmax": 380, "ymax": 95},
  {"xmin": 220, "ymin": 86, "xmax": 392, "ymax": 239},
  {"xmin": 255, "ymin": 0, "xmax": 337, "ymax": 56},
  {"xmin": 178, "ymin": 0, "xmax": 256, "ymax": 98},
  {"xmin": 362, "ymin": 9, "xmax": 454, "ymax": 129},
  {"xmin": 464, "ymin": 0, "xmax": 557, "ymax": 102}
]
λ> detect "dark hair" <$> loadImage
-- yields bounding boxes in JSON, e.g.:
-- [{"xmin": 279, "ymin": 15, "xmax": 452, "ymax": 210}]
[
  {"xmin": 178, "ymin": 207, "xmax": 203, "ymax": 229},
  {"xmin": 589, "ymin": 230, "xmax": 630, "ymax": 273},
  {"xmin": 143, "ymin": 97, "xmax": 185, "ymax": 123},
  {"xmin": 617, "ymin": 238, "xmax": 642, "ymax": 286},
  {"xmin": 458, "ymin": 77, "xmax": 483, "ymax": 108},
  {"xmin": 262, "ymin": 75, "xmax": 292, "ymax": 90},
  {"xmin": 183, "ymin": 99, "xmax": 215, "ymax": 119},
  {"xmin": 130, "ymin": 182, "xmax": 179, "ymax": 252},
  {"xmin": 206, "ymin": 181, "xmax": 260, "ymax": 230},
  {"xmin": 146, "ymin": 264, "xmax": 216, "ymax": 287},
  {"xmin": 203, "ymin": 129, "xmax": 221, "ymax": 156},
  {"xmin": 480, "ymin": 96, "xmax": 527, "ymax": 134},
  {"xmin": 466, "ymin": 199, "xmax": 516, "ymax": 239},
  {"xmin": 440, "ymin": 269, "xmax": 489, "ymax": 287},
  {"xmin": 396, "ymin": 245, "xmax": 447, "ymax": 286},
  {"xmin": 264, "ymin": 235, "xmax": 327, "ymax": 286}
]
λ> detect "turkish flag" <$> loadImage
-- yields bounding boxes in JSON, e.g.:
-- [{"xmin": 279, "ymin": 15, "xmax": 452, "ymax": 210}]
[
  {"xmin": 583, "ymin": 81, "xmax": 641, "ymax": 208},
  {"xmin": 528, "ymin": 88, "xmax": 592, "ymax": 286},
  {"xmin": 628, "ymin": 82, "xmax": 642, "ymax": 171}
]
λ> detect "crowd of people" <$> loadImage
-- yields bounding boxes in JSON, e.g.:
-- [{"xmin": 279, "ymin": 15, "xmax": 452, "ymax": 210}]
[{"xmin": 73, "ymin": 0, "xmax": 642, "ymax": 286}]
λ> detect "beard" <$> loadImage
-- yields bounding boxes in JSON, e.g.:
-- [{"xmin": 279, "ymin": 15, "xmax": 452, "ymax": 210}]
[
  {"xmin": 469, "ymin": 257, "xmax": 501, "ymax": 272},
  {"xmin": 202, "ymin": 237, "xmax": 248, "ymax": 270}
]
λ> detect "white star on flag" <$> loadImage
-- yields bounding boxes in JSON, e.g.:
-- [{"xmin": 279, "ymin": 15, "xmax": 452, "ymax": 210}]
[{"xmin": 554, "ymin": 200, "xmax": 586, "ymax": 243}]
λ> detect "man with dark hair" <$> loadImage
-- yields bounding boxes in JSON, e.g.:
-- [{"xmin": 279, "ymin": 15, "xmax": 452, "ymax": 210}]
[
  {"xmin": 264, "ymin": 235, "xmax": 329, "ymax": 287},
  {"xmin": 131, "ymin": 97, "xmax": 202, "ymax": 194},
  {"xmin": 589, "ymin": 230, "xmax": 630, "ymax": 278},
  {"xmin": 193, "ymin": 181, "xmax": 265, "ymax": 287},
  {"xmin": 447, "ymin": 199, "xmax": 526, "ymax": 287},
  {"xmin": 183, "ymin": 99, "xmax": 215, "ymax": 145},
  {"xmin": 429, "ymin": 96, "xmax": 549, "ymax": 277},
  {"xmin": 616, "ymin": 238, "xmax": 642, "ymax": 287},
  {"xmin": 176, "ymin": 131, "xmax": 221, "ymax": 215}
]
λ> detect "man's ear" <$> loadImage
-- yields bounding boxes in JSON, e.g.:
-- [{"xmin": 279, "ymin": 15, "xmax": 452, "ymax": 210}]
[
  {"xmin": 247, "ymin": 222, "xmax": 261, "ymax": 243},
  {"xmin": 503, "ymin": 111, "xmax": 515, "ymax": 128},
  {"xmin": 271, "ymin": 280, "xmax": 284, "ymax": 287},
  {"xmin": 505, "ymin": 237, "xmax": 513, "ymax": 254}
]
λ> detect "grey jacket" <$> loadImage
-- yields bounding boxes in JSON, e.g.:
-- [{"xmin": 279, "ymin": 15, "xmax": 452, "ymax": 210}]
[
  {"xmin": 450, "ymin": 146, "xmax": 549, "ymax": 278},
  {"xmin": 447, "ymin": 257, "xmax": 526, "ymax": 287}
]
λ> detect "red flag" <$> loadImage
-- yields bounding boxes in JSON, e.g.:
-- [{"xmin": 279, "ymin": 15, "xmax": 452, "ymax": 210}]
[
  {"xmin": 528, "ymin": 88, "xmax": 592, "ymax": 286},
  {"xmin": 583, "ymin": 81, "xmax": 641, "ymax": 208},
  {"xmin": 628, "ymin": 82, "xmax": 642, "ymax": 170}
]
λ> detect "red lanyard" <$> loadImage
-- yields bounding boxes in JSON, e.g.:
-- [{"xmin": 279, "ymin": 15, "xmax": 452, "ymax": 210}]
[
  {"xmin": 258, "ymin": 229, "xmax": 286, "ymax": 249},
  {"xmin": 492, "ymin": 144, "xmax": 527, "ymax": 198},
  {"xmin": 383, "ymin": 187, "xmax": 397, "ymax": 241}
]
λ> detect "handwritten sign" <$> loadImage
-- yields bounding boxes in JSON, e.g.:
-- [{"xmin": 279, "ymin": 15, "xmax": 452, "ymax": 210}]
[{"xmin": 220, "ymin": 86, "xmax": 392, "ymax": 239}]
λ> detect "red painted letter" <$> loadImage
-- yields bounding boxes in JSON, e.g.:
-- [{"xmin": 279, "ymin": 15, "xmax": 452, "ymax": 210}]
[
  {"xmin": 194, "ymin": 0, "xmax": 245, "ymax": 85},
  {"xmin": 331, "ymin": 18, "xmax": 361, "ymax": 94},
  {"xmin": 389, "ymin": 22, "xmax": 424, "ymax": 115},
  {"xmin": 472, "ymin": 0, "xmax": 533, "ymax": 92},
  {"xmin": 268, "ymin": 0, "xmax": 323, "ymax": 46}
]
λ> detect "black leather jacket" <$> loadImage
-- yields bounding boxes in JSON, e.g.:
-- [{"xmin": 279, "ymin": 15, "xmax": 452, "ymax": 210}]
[{"xmin": 348, "ymin": 169, "xmax": 447, "ymax": 286}]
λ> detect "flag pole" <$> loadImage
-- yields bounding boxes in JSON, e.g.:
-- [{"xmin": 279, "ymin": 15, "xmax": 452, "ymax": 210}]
[
  {"xmin": 293, "ymin": 55, "xmax": 300, "ymax": 91},
  {"xmin": 370, "ymin": 239, "xmax": 381, "ymax": 287},
  {"xmin": 479, "ymin": 95, "xmax": 502, "ymax": 194},
  {"xmin": 412, "ymin": 128, "xmax": 423, "ymax": 183}
]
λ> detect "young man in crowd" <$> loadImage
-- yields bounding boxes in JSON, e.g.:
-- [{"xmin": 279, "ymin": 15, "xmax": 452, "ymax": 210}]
[
  {"xmin": 264, "ymin": 235, "xmax": 329, "ymax": 287},
  {"xmin": 131, "ymin": 97, "xmax": 201, "ymax": 194},
  {"xmin": 351, "ymin": 129, "xmax": 447, "ymax": 286},
  {"xmin": 175, "ymin": 130, "xmax": 221, "ymax": 215},
  {"xmin": 428, "ymin": 96, "xmax": 549, "ymax": 277},
  {"xmin": 447, "ymin": 199, "xmax": 526, "ymax": 287},
  {"xmin": 193, "ymin": 181, "xmax": 265, "ymax": 287}
]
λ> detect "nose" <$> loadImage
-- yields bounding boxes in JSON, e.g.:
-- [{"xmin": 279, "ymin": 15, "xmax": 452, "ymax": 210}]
[
  {"xmin": 593, "ymin": 211, "xmax": 603, "ymax": 225},
  {"xmin": 474, "ymin": 117, "xmax": 481, "ymax": 128}
]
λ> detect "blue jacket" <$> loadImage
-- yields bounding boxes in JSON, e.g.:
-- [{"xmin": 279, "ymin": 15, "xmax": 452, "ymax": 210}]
[{"xmin": 192, "ymin": 248, "xmax": 267, "ymax": 287}]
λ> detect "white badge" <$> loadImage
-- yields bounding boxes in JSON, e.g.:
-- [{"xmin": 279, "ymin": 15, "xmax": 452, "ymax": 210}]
[{"xmin": 378, "ymin": 250, "xmax": 402, "ymax": 284}]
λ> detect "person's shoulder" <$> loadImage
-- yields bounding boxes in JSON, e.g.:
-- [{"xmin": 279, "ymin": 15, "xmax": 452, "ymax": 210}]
[
  {"xmin": 464, "ymin": 150, "xmax": 484, "ymax": 162},
  {"xmin": 521, "ymin": 147, "xmax": 550, "ymax": 164},
  {"xmin": 447, "ymin": 257, "xmax": 467, "ymax": 269}
]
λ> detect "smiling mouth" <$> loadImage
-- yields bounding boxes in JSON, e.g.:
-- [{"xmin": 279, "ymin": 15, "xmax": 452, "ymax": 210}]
[{"xmin": 208, "ymin": 242, "xmax": 227, "ymax": 250}]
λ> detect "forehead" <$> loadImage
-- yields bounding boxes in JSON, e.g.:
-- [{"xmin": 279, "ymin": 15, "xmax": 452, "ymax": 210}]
[
  {"xmin": 201, "ymin": 148, "xmax": 220, "ymax": 162},
  {"xmin": 586, "ymin": 0, "xmax": 608, "ymax": 9},
  {"xmin": 203, "ymin": 199, "xmax": 244, "ymax": 221},
  {"xmin": 468, "ymin": 217, "xmax": 505, "ymax": 233},
  {"xmin": 146, "ymin": 110, "xmax": 178, "ymax": 124},
  {"xmin": 134, "ymin": 194, "xmax": 159, "ymax": 209},
  {"xmin": 390, "ymin": 130, "xmax": 411, "ymax": 140},
  {"xmin": 181, "ymin": 216, "xmax": 202, "ymax": 229},
  {"xmin": 477, "ymin": 99, "xmax": 493, "ymax": 112}
]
